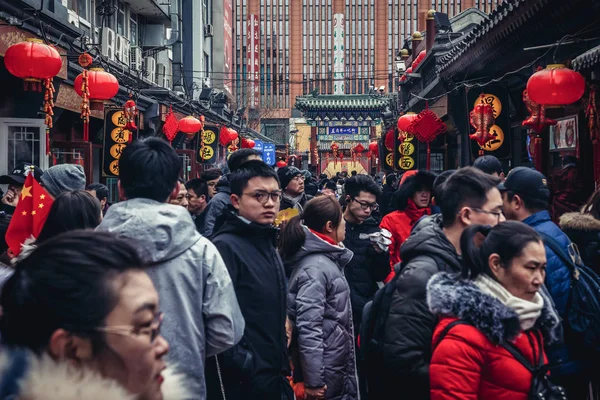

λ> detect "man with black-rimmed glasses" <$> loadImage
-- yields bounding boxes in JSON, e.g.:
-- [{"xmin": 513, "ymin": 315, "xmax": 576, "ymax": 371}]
[{"xmin": 207, "ymin": 160, "xmax": 294, "ymax": 400}]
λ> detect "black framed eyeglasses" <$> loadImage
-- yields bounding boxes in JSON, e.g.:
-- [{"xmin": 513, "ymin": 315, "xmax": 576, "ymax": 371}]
[
  {"xmin": 242, "ymin": 190, "xmax": 283, "ymax": 205},
  {"xmin": 353, "ymin": 198, "xmax": 379, "ymax": 211}
]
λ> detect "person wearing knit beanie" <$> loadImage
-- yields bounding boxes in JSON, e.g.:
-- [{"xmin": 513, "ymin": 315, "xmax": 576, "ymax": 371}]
[
  {"xmin": 40, "ymin": 164, "xmax": 86, "ymax": 199},
  {"xmin": 278, "ymin": 166, "xmax": 313, "ymax": 211}
]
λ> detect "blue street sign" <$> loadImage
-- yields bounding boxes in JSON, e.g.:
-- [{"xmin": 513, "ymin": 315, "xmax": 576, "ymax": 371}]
[
  {"xmin": 263, "ymin": 143, "xmax": 276, "ymax": 166},
  {"xmin": 254, "ymin": 140, "xmax": 264, "ymax": 152}
]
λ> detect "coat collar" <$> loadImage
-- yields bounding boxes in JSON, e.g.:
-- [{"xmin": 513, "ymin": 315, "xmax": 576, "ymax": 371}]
[
  {"xmin": 427, "ymin": 272, "xmax": 560, "ymax": 344},
  {"xmin": 0, "ymin": 350, "xmax": 192, "ymax": 400},
  {"xmin": 560, "ymin": 212, "xmax": 600, "ymax": 232},
  {"xmin": 523, "ymin": 210, "xmax": 552, "ymax": 228}
]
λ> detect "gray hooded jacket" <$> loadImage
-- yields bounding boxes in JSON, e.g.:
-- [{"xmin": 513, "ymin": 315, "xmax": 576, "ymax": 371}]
[
  {"xmin": 96, "ymin": 198, "xmax": 245, "ymax": 399},
  {"xmin": 286, "ymin": 227, "xmax": 358, "ymax": 399}
]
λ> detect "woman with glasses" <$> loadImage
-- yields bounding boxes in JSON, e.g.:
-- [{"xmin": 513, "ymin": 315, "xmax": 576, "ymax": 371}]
[
  {"xmin": 380, "ymin": 170, "xmax": 436, "ymax": 280},
  {"xmin": 0, "ymin": 231, "xmax": 191, "ymax": 400},
  {"xmin": 282, "ymin": 196, "xmax": 358, "ymax": 400}
]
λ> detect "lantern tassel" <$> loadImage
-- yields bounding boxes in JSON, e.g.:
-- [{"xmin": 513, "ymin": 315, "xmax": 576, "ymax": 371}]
[
  {"xmin": 46, "ymin": 128, "xmax": 50, "ymax": 155},
  {"xmin": 426, "ymin": 142, "xmax": 431, "ymax": 170},
  {"xmin": 83, "ymin": 122, "xmax": 89, "ymax": 142}
]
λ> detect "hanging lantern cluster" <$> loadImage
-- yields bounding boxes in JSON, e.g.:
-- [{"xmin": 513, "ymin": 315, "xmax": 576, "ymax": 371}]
[
  {"xmin": 522, "ymin": 89, "xmax": 556, "ymax": 134},
  {"xmin": 4, "ymin": 38, "xmax": 62, "ymax": 92},
  {"xmin": 469, "ymin": 94, "xmax": 496, "ymax": 155},
  {"xmin": 527, "ymin": 64, "xmax": 585, "ymax": 106},
  {"xmin": 353, "ymin": 143, "xmax": 365, "ymax": 162}
]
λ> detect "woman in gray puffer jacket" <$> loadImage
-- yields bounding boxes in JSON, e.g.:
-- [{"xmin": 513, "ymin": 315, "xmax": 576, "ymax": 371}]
[{"xmin": 281, "ymin": 196, "xmax": 358, "ymax": 400}]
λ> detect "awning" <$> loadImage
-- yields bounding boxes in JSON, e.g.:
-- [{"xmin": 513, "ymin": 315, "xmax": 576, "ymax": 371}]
[{"xmin": 573, "ymin": 45, "xmax": 600, "ymax": 71}]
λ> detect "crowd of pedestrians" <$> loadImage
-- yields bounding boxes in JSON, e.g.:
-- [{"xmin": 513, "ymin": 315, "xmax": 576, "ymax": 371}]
[{"xmin": 0, "ymin": 137, "xmax": 598, "ymax": 400}]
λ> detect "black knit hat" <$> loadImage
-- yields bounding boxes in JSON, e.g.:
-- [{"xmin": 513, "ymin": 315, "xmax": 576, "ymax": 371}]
[{"xmin": 277, "ymin": 166, "xmax": 302, "ymax": 190}]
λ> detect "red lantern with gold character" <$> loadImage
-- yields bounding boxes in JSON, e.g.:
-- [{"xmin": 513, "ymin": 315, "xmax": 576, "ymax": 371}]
[
  {"xmin": 4, "ymin": 39, "xmax": 62, "ymax": 92},
  {"xmin": 527, "ymin": 64, "xmax": 585, "ymax": 106}
]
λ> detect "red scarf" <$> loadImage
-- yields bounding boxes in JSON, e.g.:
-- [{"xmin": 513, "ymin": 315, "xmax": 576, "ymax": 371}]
[
  {"xmin": 404, "ymin": 198, "xmax": 431, "ymax": 226},
  {"xmin": 309, "ymin": 228, "xmax": 338, "ymax": 245}
]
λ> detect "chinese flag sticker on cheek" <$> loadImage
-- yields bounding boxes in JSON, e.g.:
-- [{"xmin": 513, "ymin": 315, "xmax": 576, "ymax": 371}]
[{"xmin": 5, "ymin": 172, "xmax": 54, "ymax": 256}]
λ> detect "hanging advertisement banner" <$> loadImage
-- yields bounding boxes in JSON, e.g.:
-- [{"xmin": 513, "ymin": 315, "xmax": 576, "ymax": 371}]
[
  {"xmin": 102, "ymin": 109, "xmax": 131, "ymax": 177},
  {"xmin": 247, "ymin": 14, "xmax": 260, "ymax": 108},
  {"xmin": 198, "ymin": 126, "xmax": 219, "ymax": 165}
]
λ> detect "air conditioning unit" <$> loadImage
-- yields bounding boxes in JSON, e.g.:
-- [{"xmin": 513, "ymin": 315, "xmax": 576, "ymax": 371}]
[
  {"xmin": 116, "ymin": 35, "xmax": 130, "ymax": 66},
  {"xmin": 204, "ymin": 24, "xmax": 214, "ymax": 37},
  {"xmin": 157, "ymin": 63, "xmax": 167, "ymax": 85},
  {"xmin": 130, "ymin": 47, "xmax": 143, "ymax": 71},
  {"xmin": 101, "ymin": 27, "xmax": 116, "ymax": 61},
  {"xmin": 67, "ymin": 9, "xmax": 80, "ymax": 28},
  {"xmin": 144, "ymin": 56, "xmax": 157, "ymax": 83}
]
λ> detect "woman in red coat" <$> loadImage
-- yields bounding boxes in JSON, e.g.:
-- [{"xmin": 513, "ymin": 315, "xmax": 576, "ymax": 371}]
[
  {"xmin": 380, "ymin": 170, "xmax": 436, "ymax": 281},
  {"xmin": 427, "ymin": 221, "xmax": 562, "ymax": 400}
]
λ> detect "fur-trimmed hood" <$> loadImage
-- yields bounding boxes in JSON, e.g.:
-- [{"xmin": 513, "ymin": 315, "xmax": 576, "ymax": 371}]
[
  {"xmin": 427, "ymin": 272, "xmax": 561, "ymax": 344},
  {"xmin": 560, "ymin": 212, "xmax": 600, "ymax": 232},
  {"xmin": 0, "ymin": 349, "xmax": 193, "ymax": 400},
  {"xmin": 392, "ymin": 170, "xmax": 437, "ymax": 211}
]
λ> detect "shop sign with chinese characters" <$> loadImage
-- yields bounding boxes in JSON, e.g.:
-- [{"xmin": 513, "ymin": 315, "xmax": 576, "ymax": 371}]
[
  {"xmin": 102, "ymin": 110, "xmax": 131, "ymax": 177},
  {"xmin": 198, "ymin": 128, "xmax": 218, "ymax": 165},
  {"xmin": 397, "ymin": 134, "xmax": 416, "ymax": 170}
]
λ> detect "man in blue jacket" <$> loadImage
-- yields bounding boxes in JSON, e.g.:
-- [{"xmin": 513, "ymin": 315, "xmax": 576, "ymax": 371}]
[{"xmin": 501, "ymin": 166, "xmax": 589, "ymax": 398}]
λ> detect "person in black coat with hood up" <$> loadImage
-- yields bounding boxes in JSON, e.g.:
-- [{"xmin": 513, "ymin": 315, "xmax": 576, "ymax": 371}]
[{"xmin": 207, "ymin": 160, "xmax": 293, "ymax": 400}]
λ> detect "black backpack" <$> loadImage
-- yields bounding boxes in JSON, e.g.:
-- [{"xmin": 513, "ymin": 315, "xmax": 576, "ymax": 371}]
[
  {"xmin": 434, "ymin": 320, "xmax": 567, "ymax": 400},
  {"xmin": 538, "ymin": 231, "xmax": 600, "ymax": 354}
]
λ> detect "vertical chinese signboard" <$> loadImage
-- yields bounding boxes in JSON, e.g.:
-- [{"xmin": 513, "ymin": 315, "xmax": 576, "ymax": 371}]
[
  {"xmin": 395, "ymin": 132, "xmax": 416, "ymax": 171},
  {"xmin": 333, "ymin": 13, "xmax": 345, "ymax": 95},
  {"xmin": 467, "ymin": 87, "xmax": 511, "ymax": 159},
  {"xmin": 223, "ymin": 0, "xmax": 233, "ymax": 95},
  {"xmin": 102, "ymin": 109, "xmax": 131, "ymax": 177},
  {"xmin": 247, "ymin": 14, "xmax": 260, "ymax": 108},
  {"xmin": 263, "ymin": 143, "xmax": 276, "ymax": 166},
  {"xmin": 198, "ymin": 127, "xmax": 218, "ymax": 165}
]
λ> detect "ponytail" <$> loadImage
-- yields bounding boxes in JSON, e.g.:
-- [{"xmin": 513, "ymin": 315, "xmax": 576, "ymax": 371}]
[
  {"xmin": 279, "ymin": 215, "xmax": 306, "ymax": 261},
  {"xmin": 459, "ymin": 221, "xmax": 542, "ymax": 281},
  {"xmin": 460, "ymin": 224, "xmax": 492, "ymax": 279}
]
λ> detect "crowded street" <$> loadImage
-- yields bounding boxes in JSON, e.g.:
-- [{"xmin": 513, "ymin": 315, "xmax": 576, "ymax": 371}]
[{"xmin": 1, "ymin": 0, "xmax": 600, "ymax": 399}]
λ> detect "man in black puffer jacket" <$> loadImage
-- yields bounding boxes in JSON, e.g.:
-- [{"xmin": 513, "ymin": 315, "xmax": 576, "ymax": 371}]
[{"xmin": 370, "ymin": 167, "xmax": 503, "ymax": 399}]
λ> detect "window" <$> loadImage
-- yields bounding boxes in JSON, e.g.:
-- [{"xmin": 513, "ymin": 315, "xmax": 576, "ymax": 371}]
[
  {"xmin": 77, "ymin": 0, "xmax": 89, "ymax": 20},
  {"xmin": 130, "ymin": 12, "xmax": 138, "ymax": 45},
  {"xmin": 203, "ymin": 0, "xmax": 210, "ymax": 24},
  {"xmin": 117, "ymin": 1, "xmax": 126, "ymax": 36}
]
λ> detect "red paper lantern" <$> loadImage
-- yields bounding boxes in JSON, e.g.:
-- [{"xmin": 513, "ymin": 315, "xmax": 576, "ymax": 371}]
[
  {"xmin": 4, "ymin": 38, "xmax": 62, "ymax": 92},
  {"xmin": 527, "ymin": 64, "xmax": 585, "ymax": 105},
  {"xmin": 123, "ymin": 96, "xmax": 138, "ymax": 134},
  {"xmin": 75, "ymin": 68, "xmax": 119, "ymax": 110},
  {"xmin": 397, "ymin": 112, "xmax": 418, "ymax": 132},
  {"xmin": 241, "ymin": 138, "xmax": 256, "ymax": 148},
  {"xmin": 178, "ymin": 116, "xmax": 202, "ymax": 139},
  {"xmin": 219, "ymin": 126, "xmax": 231, "ymax": 145},
  {"xmin": 353, "ymin": 143, "xmax": 365, "ymax": 154},
  {"xmin": 229, "ymin": 129, "xmax": 239, "ymax": 142},
  {"xmin": 405, "ymin": 67, "xmax": 413, "ymax": 75},
  {"xmin": 368, "ymin": 141, "xmax": 378, "ymax": 153},
  {"xmin": 384, "ymin": 129, "xmax": 395, "ymax": 150},
  {"xmin": 276, "ymin": 160, "xmax": 287, "ymax": 168}
]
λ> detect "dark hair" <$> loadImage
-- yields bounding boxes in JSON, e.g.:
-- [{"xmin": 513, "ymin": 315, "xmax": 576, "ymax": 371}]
[
  {"xmin": 393, "ymin": 170, "xmax": 436, "ymax": 211},
  {"xmin": 86, "ymin": 183, "xmax": 109, "ymax": 202},
  {"xmin": 0, "ymin": 212, "xmax": 12, "ymax": 254},
  {"xmin": 0, "ymin": 231, "xmax": 144, "ymax": 354},
  {"xmin": 185, "ymin": 178, "xmax": 209, "ymax": 198},
  {"xmin": 280, "ymin": 196, "xmax": 342, "ymax": 260},
  {"xmin": 36, "ymin": 191, "xmax": 102, "ymax": 244},
  {"xmin": 473, "ymin": 155, "xmax": 503, "ymax": 175},
  {"xmin": 201, "ymin": 168, "xmax": 222, "ymax": 182},
  {"xmin": 351, "ymin": 170, "xmax": 357, "ymax": 176},
  {"xmin": 460, "ymin": 222, "xmax": 541, "ymax": 279},
  {"xmin": 385, "ymin": 173, "xmax": 398, "ymax": 186},
  {"xmin": 118, "ymin": 138, "xmax": 181, "ymax": 202},
  {"xmin": 344, "ymin": 174, "xmax": 382, "ymax": 198},
  {"xmin": 229, "ymin": 160, "xmax": 280, "ymax": 196},
  {"xmin": 433, "ymin": 169, "xmax": 456, "ymax": 199},
  {"xmin": 227, "ymin": 149, "xmax": 262, "ymax": 172},
  {"xmin": 324, "ymin": 180, "xmax": 337, "ymax": 191},
  {"xmin": 505, "ymin": 190, "xmax": 549, "ymax": 213},
  {"xmin": 583, "ymin": 187, "xmax": 600, "ymax": 220},
  {"xmin": 438, "ymin": 167, "xmax": 501, "ymax": 227}
]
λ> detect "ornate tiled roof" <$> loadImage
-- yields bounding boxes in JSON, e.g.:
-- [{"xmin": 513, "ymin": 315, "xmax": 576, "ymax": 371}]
[
  {"xmin": 295, "ymin": 95, "xmax": 391, "ymax": 112},
  {"xmin": 573, "ymin": 45, "xmax": 600, "ymax": 71}
]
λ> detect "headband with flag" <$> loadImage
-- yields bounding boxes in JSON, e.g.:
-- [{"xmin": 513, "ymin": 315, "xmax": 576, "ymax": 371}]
[{"xmin": 5, "ymin": 168, "xmax": 53, "ymax": 256}]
